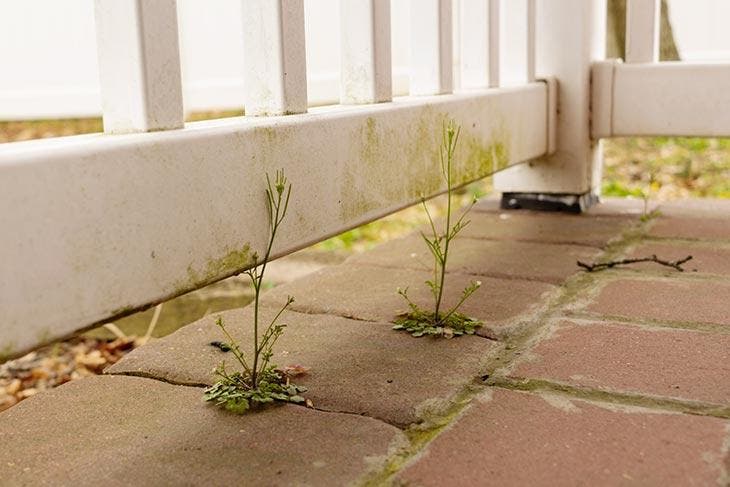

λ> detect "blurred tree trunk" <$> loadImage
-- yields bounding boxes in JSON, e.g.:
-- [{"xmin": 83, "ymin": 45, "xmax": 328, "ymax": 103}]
[{"xmin": 606, "ymin": 0, "xmax": 680, "ymax": 60}]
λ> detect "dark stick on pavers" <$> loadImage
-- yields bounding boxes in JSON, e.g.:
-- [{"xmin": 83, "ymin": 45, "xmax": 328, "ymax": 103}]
[{"xmin": 577, "ymin": 254, "xmax": 693, "ymax": 272}]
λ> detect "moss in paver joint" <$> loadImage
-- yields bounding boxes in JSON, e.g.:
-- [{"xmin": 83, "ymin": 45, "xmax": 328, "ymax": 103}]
[
  {"xmin": 487, "ymin": 376, "xmax": 730, "ymax": 420},
  {"xmin": 360, "ymin": 384, "xmax": 485, "ymax": 487}
]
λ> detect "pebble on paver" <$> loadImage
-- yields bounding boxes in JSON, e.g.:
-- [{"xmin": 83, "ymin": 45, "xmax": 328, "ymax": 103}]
[
  {"xmin": 511, "ymin": 320, "xmax": 730, "ymax": 405},
  {"xmin": 262, "ymin": 264, "xmax": 555, "ymax": 339},
  {"xmin": 584, "ymin": 278, "xmax": 730, "ymax": 327},
  {"xmin": 0, "ymin": 375, "xmax": 405, "ymax": 486},
  {"xmin": 347, "ymin": 235, "xmax": 601, "ymax": 284},
  {"xmin": 397, "ymin": 389, "xmax": 729, "ymax": 487},
  {"xmin": 107, "ymin": 307, "xmax": 495, "ymax": 427}
]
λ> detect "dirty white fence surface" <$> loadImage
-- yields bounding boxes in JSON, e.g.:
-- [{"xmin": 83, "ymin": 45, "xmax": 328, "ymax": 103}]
[
  {"xmin": 1, "ymin": 0, "xmax": 548, "ymax": 356},
  {"xmin": 2, "ymin": 0, "xmax": 730, "ymax": 357}
]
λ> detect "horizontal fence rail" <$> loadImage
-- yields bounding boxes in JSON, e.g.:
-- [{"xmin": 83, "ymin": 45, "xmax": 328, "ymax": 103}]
[
  {"xmin": 1, "ymin": 85, "xmax": 550, "ymax": 357},
  {"xmin": 592, "ymin": 61, "xmax": 730, "ymax": 137},
  {"xmin": 592, "ymin": 0, "xmax": 730, "ymax": 138}
]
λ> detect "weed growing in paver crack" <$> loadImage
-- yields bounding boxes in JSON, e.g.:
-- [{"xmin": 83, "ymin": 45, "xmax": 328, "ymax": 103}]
[
  {"xmin": 394, "ymin": 121, "xmax": 483, "ymax": 338},
  {"xmin": 204, "ymin": 171, "xmax": 307, "ymax": 413}
]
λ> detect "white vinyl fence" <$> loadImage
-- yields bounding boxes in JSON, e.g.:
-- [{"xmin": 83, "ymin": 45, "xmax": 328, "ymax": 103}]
[{"xmin": 1, "ymin": 0, "xmax": 728, "ymax": 357}]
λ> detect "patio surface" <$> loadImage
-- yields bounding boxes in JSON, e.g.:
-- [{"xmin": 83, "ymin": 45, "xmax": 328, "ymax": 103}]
[{"xmin": 1, "ymin": 197, "xmax": 728, "ymax": 486}]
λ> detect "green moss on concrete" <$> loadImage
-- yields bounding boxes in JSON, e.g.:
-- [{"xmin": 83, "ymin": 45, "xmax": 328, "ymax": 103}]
[{"xmin": 184, "ymin": 244, "xmax": 255, "ymax": 289}]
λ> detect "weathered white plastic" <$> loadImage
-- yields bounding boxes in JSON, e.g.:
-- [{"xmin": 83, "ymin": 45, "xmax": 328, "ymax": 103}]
[
  {"xmin": 242, "ymin": 0, "xmax": 308, "ymax": 115},
  {"xmin": 0, "ymin": 85, "xmax": 550, "ymax": 356},
  {"xmin": 340, "ymin": 0, "xmax": 392, "ymax": 104},
  {"xmin": 494, "ymin": 0, "xmax": 606, "ymax": 195},
  {"xmin": 409, "ymin": 0, "xmax": 453, "ymax": 95},
  {"xmin": 94, "ymin": 0, "xmax": 184, "ymax": 133},
  {"xmin": 592, "ymin": 61, "xmax": 730, "ymax": 137},
  {"xmin": 626, "ymin": 0, "xmax": 660, "ymax": 63}
]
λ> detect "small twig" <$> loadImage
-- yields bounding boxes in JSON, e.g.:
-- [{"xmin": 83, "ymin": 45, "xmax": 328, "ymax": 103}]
[{"xmin": 577, "ymin": 254, "xmax": 693, "ymax": 272}]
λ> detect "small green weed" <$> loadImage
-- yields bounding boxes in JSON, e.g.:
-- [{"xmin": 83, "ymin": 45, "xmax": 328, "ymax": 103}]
[
  {"xmin": 204, "ymin": 171, "xmax": 307, "ymax": 413},
  {"xmin": 395, "ymin": 121, "xmax": 483, "ymax": 338}
]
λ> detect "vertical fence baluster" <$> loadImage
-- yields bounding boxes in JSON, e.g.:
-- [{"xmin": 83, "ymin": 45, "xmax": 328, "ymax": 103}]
[
  {"xmin": 460, "ymin": 0, "xmax": 489, "ymax": 89},
  {"xmin": 626, "ymin": 0, "xmax": 660, "ymax": 63},
  {"xmin": 94, "ymin": 0, "xmax": 184, "ymax": 133},
  {"xmin": 410, "ymin": 0, "xmax": 453, "ymax": 95},
  {"xmin": 488, "ymin": 0, "xmax": 501, "ymax": 87},
  {"xmin": 243, "ymin": 0, "xmax": 307, "ymax": 116},
  {"xmin": 501, "ymin": 0, "xmax": 533, "ymax": 86},
  {"xmin": 526, "ymin": 0, "xmax": 536, "ymax": 81},
  {"xmin": 340, "ymin": 0, "xmax": 392, "ymax": 104}
]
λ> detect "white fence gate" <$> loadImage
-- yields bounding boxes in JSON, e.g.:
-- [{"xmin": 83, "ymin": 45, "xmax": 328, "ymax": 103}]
[{"xmin": 0, "ymin": 0, "xmax": 726, "ymax": 358}]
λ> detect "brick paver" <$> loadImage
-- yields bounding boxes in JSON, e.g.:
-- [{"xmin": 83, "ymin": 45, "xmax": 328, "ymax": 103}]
[
  {"xmin": 398, "ymin": 389, "xmax": 729, "ymax": 487},
  {"xmin": 262, "ymin": 264, "xmax": 554, "ymax": 339},
  {"xmin": 108, "ymin": 307, "xmax": 494, "ymax": 427},
  {"xmin": 584, "ymin": 278, "xmax": 730, "ymax": 327},
  {"xmin": 348, "ymin": 235, "xmax": 600, "ymax": 284},
  {"xmin": 0, "ymin": 375, "xmax": 404, "ymax": 486},
  {"xmin": 512, "ymin": 320, "xmax": 730, "ymax": 405}
]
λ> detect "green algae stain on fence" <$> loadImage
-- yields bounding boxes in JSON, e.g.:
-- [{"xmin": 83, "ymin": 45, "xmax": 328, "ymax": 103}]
[
  {"xmin": 178, "ymin": 244, "xmax": 255, "ymax": 294},
  {"xmin": 340, "ymin": 111, "xmax": 443, "ymax": 221},
  {"xmin": 339, "ymin": 111, "xmax": 511, "ymax": 222},
  {"xmin": 458, "ymin": 135, "xmax": 510, "ymax": 185},
  {"xmin": 0, "ymin": 343, "xmax": 16, "ymax": 363}
]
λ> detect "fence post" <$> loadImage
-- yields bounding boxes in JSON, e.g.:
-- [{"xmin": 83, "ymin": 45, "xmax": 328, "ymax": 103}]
[{"xmin": 494, "ymin": 0, "xmax": 607, "ymax": 212}]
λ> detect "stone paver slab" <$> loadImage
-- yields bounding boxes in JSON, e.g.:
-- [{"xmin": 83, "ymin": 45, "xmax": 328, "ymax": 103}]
[
  {"xmin": 457, "ymin": 211, "xmax": 632, "ymax": 248},
  {"xmin": 347, "ymin": 235, "xmax": 600, "ymax": 284},
  {"xmin": 398, "ymin": 389, "xmax": 729, "ymax": 487},
  {"xmin": 512, "ymin": 321, "xmax": 730, "ymax": 405},
  {"xmin": 650, "ymin": 217, "xmax": 730, "ymax": 241},
  {"xmin": 584, "ymin": 278, "xmax": 730, "ymax": 327},
  {"xmin": 262, "ymin": 264, "xmax": 554, "ymax": 339},
  {"xmin": 0, "ymin": 375, "xmax": 404, "ymax": 486},
  {"xmin": 658, "ymin": 198, "xmax": 730, "ymax": 219},
  {"xmin": 627, "ymin": 242, "xmax": 730, "ymax": 275},
  {"xmin": 108, "ymin": 307, "xmax": 494, "ymax": 427}
]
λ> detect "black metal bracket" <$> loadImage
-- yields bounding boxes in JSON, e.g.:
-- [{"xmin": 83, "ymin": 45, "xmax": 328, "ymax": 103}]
[{"xmin": 500, "ymin": 192, "xmax": 599, "ymax": 214}]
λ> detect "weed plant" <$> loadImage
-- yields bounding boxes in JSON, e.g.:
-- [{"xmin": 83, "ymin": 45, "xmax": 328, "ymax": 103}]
[
  {"xmin": 394, "ymin": 121, "xmax": 483, "ymax": 338},
  {"xmin": 204, "ymin": 171, "xmax": 307, "ymax": 413}
]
